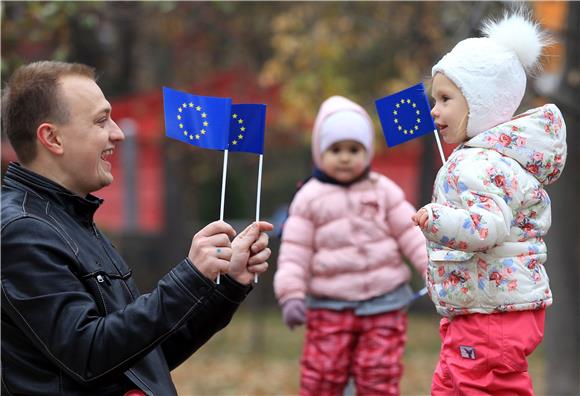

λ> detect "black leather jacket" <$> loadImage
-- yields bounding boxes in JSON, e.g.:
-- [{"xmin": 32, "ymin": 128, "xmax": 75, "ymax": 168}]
[{"xmin": 1, "ymin": 163, "xmax": 252, "ymax": 395}]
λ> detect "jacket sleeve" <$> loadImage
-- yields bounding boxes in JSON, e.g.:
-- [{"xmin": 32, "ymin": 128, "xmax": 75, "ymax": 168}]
[
  {"xmin": 382, "ymin": 178, "xmax": 428, "ymax": 275},
  {"xmin": 160, "ymin": 274, "xmax": 250, "ymax": 370},
  {"xmin": 273, "ymin": 191, "xmax": 315, "ymax": 304},
  {"xmin": 422, "ymin": 156, "xmax": 515, "ymax": 252},
  {"xmin": 0, "ymin": 217, "xmax": 247, "ymax": 384}
]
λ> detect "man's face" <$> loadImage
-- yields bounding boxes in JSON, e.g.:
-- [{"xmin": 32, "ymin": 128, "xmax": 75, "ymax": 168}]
[{"xmin": 56, "ymin": 75, "xmax": 124, "ymax": 196}]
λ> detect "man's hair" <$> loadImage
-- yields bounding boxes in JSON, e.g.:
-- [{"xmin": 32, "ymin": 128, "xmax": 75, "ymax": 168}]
[{"xmin": 2, "ymin": 61, "xmax": 96, "ymax": 164}]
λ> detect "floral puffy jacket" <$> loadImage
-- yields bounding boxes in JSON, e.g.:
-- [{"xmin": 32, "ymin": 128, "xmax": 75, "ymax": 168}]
[{"xmin": 422, "ymin": 104, "xmax": 567, "ymax": 317}]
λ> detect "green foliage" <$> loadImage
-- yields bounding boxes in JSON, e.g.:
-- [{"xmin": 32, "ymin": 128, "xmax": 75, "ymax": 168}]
[
  {"xmin": 260, "ymin": 2, "xmax": 447, "ymax": 129},
  {"xmin": 1, "ymin": 2, "xmax": 105, "ymax": 75}
]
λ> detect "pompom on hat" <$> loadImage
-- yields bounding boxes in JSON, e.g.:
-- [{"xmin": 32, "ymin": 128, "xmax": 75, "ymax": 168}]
[{"xmin": 432, "ymin": 11, "xmax": 551, "ymax": 137}]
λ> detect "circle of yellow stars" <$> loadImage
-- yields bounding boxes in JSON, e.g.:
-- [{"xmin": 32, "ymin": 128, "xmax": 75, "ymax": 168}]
[
  {"xmin": 176, "ymin": 102, "xmax": 209, "ymax": 141},
  {"xmin": 230, "ymin": 113, "xmax": 245, "ymax": 146},
  {"xmin": 392, "ymin": 98, "xmax": 422, "ymax": 135}
]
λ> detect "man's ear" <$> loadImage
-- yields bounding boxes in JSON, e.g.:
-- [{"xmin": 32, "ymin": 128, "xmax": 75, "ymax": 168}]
[{"xmin": 36, "ymin": 123, "xmax": 64, "ymax": 155}]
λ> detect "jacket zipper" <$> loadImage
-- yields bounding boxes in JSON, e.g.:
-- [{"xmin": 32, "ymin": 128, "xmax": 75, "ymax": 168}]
[
  {"xmin": 94, "ymin": 277, "xmax": 109, "ymax": 315},
  {"xmin": 92, "ymin": 222, "xmax": 136, "ymax": 300}
]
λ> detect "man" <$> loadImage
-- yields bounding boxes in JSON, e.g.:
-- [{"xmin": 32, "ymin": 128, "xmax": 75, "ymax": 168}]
[{"xmin": 1, "ymin": 61, "xmax": 272, "ymax": 395}]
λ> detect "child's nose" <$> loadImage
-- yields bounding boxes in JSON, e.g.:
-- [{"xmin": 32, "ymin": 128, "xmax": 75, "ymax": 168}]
[{"xmin": 431, "ymin": 106, "xmax": 439, "ymax": 119}]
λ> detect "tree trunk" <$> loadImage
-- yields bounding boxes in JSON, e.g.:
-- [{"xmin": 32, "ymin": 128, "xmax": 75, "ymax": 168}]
[{"xmin": 545, "ymin": 3, "xmax": 580, "ymax": 394}]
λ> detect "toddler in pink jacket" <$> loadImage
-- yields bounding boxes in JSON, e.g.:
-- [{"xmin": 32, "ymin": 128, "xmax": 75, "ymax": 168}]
[
  {"xmin": 412, "ymin": 12, "xmax": 566, "ymax": 396},
  {"xmin": 274, "ymin": 95, "xmax": 428, "ymax": 396}
]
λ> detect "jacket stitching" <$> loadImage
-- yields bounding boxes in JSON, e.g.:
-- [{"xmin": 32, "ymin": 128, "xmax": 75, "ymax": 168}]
[
  {"xmin": 94, "ymin": 232, "xmax": 136, "ymax": 300},
  {"xmin": 93, "ymin": 278, "xmax": 109, "ymax": 315},
  {"xmin": 169, "ymin": 270, "xmax": 201, "ymax": 303},
  {"xmin": 45, "ymin": 201, "xmax": 79, "ymax": 256},
  {"xmin": 1, "ymin": 284, "xmax": 199, "ymax": 384},
  {"xmin": 1, "ymin": 374, "xmax": 15, "ymax": 396},
  {"xmin": 21, "ymin": 191, "xmax": 28, "ymax": 214},
  {"xmin": 126, "ymin": 369, "xmax": 154, "ymax": 395},
  {"xmin": 1, "ymin": 215, "xmax": 80, "ymax": 266}
]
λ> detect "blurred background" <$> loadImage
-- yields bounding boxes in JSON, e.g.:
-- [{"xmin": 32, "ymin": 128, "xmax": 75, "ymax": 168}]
[{"xmin": 2, "ymin": 1, "xmax": 578, "ymax": 395}]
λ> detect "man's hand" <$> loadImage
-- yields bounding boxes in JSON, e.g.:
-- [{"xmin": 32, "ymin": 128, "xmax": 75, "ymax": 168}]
[
  {"xmin": 228, "ymin": 221, "xmax": 273, "ymax": 285},
  {"xmin": 412, "ymin": 207, "xmax": 429, "ymax": 230},
  {"xmin": 188, "ymin": 221, "xmax": 237, "ymax": 281}
]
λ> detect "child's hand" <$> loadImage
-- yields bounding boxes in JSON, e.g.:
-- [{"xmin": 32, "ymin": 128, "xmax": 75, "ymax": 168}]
[
  {"xmin": 412, "ymin": 208, "xmax": 429, "ymax": 230},
  {"xmin": 281, "ymin": 299, "xmax": 306, "ymax": 330}
]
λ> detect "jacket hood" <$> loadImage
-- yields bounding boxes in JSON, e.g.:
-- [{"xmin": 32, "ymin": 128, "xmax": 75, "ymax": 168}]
[
  {"xmin": 311, "ymin": 96, "xmax": 374, "ymax": 168},
  {"xmin": 465, "ymin": 103, "xmax": 566, "ymax": 185}
]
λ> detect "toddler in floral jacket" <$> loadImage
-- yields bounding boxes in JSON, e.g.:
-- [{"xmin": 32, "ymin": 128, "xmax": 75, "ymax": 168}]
[
  {"xmin": 411, "ymin": 12, "xmax": 567, "ymax": 395},
  {"xmin": 274, "ymin": 95, "xmax": 427, "ymax": 396}
]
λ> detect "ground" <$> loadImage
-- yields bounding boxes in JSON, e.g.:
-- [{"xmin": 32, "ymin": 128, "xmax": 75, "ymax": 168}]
[{"xmin": 172, "ymin": 309, "xmax": 545, "ymax": 395}]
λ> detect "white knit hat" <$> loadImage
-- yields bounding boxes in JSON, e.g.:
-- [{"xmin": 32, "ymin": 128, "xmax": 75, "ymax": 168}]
[
  {"xmin": 319, "ymin": 111, "xmax": 373, "ymax": 153},
  {"xmin": 432, "ymin": 12, "xmax": 549, "ymax": 137}
]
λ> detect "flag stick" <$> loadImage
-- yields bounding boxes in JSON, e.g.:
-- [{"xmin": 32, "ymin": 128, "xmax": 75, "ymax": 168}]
[
  {"xmin": 217, "ymin": 149, "xmax": 229, "ymax": 285},
  {"xmin": 253, "ymin": 154, "xmax": 264, "ymax": 283},
  {"xmin": 410, "ymin": 286, "xmax": 429, "ymax": 304},
  {"xmin": 433, "ymin": 129, "xmax": 446, "ymax": 165},
  {"xmin": 414, "ymin": 130, "xmax": 446, "ymax": 298}
]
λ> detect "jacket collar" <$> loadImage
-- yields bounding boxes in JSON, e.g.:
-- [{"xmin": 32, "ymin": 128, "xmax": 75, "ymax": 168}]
[
  {"xmin": 3, "ymin": 162, "xmax": 102, "ymax": 225},
  {"xmin": 312, "ymin": 166, "xmax": 371, "ymax": 187},
  {"xmin": 464, "ymin": 104, "xmax": 566, "ymax": 185}
]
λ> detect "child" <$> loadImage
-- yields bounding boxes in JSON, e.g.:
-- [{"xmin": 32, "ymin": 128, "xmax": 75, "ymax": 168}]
[
  {"xmin": 411, "ymin": 12, "xmax": 567, "ymax": 395},
  {"xmin": 274, "ymin": 95, "xmax": 428, "ymax": 396}
]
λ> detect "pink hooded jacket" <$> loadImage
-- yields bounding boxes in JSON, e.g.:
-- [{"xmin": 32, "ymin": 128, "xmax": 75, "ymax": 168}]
[{"xmin": 274, "ymin": 96, "xmax": 428, "ymax": 304}]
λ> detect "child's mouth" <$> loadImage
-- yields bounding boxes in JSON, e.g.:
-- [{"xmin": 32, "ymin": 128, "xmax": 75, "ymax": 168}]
[{"xmin": 436, "ymin": 123, "xmax": 448, "ymax": 134}]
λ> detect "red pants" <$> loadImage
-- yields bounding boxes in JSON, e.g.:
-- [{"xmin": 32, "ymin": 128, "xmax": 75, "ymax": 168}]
[
  {"xmin": 300, "ymin": 309, "xmax": 407, "ymax": 396},
  {"xmin": 432, "ymin": 309, "xmax": 545, "ymax": 396}
]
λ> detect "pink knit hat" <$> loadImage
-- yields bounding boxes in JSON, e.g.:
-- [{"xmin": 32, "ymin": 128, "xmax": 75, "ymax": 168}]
[{"xmin": 311, "ymin": 96, "xmax": 374, "ymax": 168}]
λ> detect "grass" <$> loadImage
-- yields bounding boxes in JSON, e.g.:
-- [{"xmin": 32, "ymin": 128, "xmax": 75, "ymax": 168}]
[{"xmin": 172, "ymin": 308, "xmax": 545, "ymax": 395}]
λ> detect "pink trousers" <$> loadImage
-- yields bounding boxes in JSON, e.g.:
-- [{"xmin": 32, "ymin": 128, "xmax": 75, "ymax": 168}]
[
  {"xmin": 300, "ymin": 308, "xmax": 407, "ymax": 396},
  {"xmin": 432, "ymin": 309, "xmax": 545, "ymax": 396}
]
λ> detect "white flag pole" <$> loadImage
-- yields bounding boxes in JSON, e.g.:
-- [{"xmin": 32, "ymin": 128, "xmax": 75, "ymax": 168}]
[
  {"xmin": 253, "ymin": 154, "xmax": 264, "ymax": 283},
  {"xmin": 413, "ymin": 130, "xmax": 446, "ymax": 299},
  {"xmin": 433, "ymin": 129, "xmax": 446, "ymax": 165},
  {"xmin": 217, "ymin": 149, "xmax": 229, "ymax": 285}
]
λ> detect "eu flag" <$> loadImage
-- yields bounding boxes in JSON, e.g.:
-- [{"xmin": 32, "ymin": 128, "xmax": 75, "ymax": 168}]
[
  {"xmin": 228, "ymin": 104, "xmax": 266, "ymax": 154},
  {"xmin": 375, "ymin": 82, "xmax": 436, "ymax": 147},
  {"xmin": 163, "ymin": 87, "xmax": 231, "ymax": 150}
]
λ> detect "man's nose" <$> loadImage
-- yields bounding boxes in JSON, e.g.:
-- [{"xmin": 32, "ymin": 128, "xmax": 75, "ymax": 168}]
[{"xmin": 110, "ymin": 120, "xmax": 125, "ymax": 141}]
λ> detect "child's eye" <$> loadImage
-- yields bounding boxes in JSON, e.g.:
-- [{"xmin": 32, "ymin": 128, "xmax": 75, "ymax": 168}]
[
  {"xmin": 331, "ymin": 147, "xmax": 341, "ymax": 154},
  {"xmin": 442, "ymin": 96, "xmax": 450, "ymax": 102},
  {"xmin": 350, "ymin": 147, "xmax": 360, "ymax": 154}
]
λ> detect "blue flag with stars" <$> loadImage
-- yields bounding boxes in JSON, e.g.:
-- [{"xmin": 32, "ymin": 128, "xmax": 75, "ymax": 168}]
[
  {"xmin": 163, "ymin": 87, "xmax": 231, "ymax": 150},
  {"xmin": 375, "ymin": 82, "xmax": 436, "ymax": 147},
  {"xmin": 228, "ymin": 104, "xmax": 266, "ymax": 154}
]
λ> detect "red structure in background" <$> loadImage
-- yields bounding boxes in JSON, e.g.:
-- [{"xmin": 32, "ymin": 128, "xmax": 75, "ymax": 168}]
[
  {"xmin": 373, "ymin": 146, "xmax": 422, "ymax": 207},
  {"xmin": 372, "ymin": 139, "xmax": 454, "ymax": 208},
  {"xmin": 1, "ymin": 70, "xmax": 445, "ymax": 232},
  {"xmin": 95, "ymin": 70, "xmax": 282, "ymax": 233}
]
